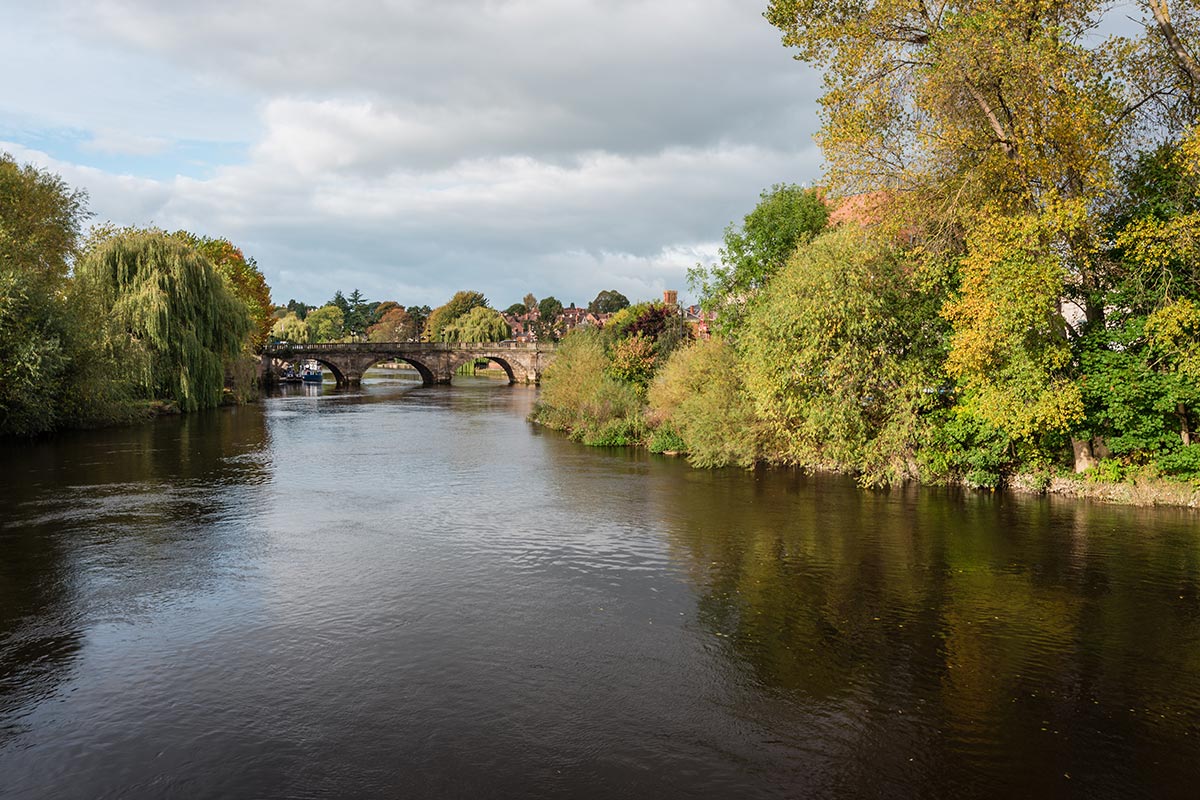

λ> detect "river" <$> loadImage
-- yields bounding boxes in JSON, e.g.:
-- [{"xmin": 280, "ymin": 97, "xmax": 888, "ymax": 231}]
[{"xmin": 1, "ymin": 374, "xmax": 1198, "ymax": 799}]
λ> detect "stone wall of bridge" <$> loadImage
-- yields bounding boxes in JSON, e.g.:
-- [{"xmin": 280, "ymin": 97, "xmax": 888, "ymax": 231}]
[{"xmin": 262, "ymin": 342, "xmax": 555, "ymax": 386}]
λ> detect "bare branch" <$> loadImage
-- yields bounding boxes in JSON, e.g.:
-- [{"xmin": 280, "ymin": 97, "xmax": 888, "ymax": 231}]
[
  {"xmin": 1146, "ymin": 0, "xmax": 1200, "ymax": 87},
  {"xmin": 963, "ymin": 82, "xmax": 1017, "ymax": 157}
]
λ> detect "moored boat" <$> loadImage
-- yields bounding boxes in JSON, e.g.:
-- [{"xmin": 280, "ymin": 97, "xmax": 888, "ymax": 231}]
[{"xmin": 301, "ymin": 360, "xmax": 323, "ymax": 383}]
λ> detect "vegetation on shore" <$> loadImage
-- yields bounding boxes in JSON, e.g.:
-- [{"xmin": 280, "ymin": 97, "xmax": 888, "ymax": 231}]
[
  {"xmin": 533, "ymin": 1, "xmax": 1200, "ymax": 500},
  {"xmin": 0, "ymin": 155, "xmax": 272, "ymax": 435}
]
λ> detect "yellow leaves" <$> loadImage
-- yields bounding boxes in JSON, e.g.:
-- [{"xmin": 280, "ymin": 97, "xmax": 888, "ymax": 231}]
[
  {"xmin": 1116, "ymin": 212, "xmax": 1200, "ymax": 274},
  {"xmin": 1181, "ymin": 126, "xmax": 1200, "ymax": 178},
  {"xmin": 967, "ymin": 379, "xmax": 1085, "ymax": 441},
  {"xmin": 1146, "ymin": 298, "xmax": 1200, "ymax": 378},
  {"xmin": 943, "ymin": 204, "xmax": 1086, "ymax": 438}
]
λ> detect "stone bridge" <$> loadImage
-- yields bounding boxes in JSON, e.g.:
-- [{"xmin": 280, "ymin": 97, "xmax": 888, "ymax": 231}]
[{"xmin": 262, "ymin": 341, "xmax": 555, "ymax": 386}]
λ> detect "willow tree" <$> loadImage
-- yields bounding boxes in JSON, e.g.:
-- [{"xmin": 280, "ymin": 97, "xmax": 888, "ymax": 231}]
[
  {"xmin": 441, "ymin": 306, "xmax": 510, "ymax": 343},
  {"xmin": 739, "ymin": 225, "xmax": 945, "ymax": 485},
  {"xmin": 426, "ymin": 290, "xmax": 488, "ymax": 341},
  {"xmin": 174, "ymin": 232, "xmax": 273, "ymax": 351},
  {"xmin": 77, "ymin": 230, "xmax": 252, "ymax": 412},
  {"xmin": 272, "ymin": 312, "xmax": 311, "ymax": 343}
]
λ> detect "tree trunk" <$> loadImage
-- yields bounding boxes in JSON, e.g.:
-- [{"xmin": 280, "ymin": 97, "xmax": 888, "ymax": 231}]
[
  {"xmin": 1178, "ymin": 403, "xmax": 1193, "ymax": 446},
  {"xmin": 1147, "ymin": 0, "xmax": 1200, "ymax": 88},
  {"xmin": 1072, "ymin": 437, "xmax": 1099, "ymax": 472}
]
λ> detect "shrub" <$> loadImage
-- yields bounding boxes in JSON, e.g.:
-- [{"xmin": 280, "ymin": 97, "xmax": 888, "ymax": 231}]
[
  {"xmin": 648, "ymin": 426, "xmax": 687, "ymax": 454},
  {"xmin": 531, "ymin": 330, "xmax": 643, "ymax": 444},
  {"xmin": 740, "ymin": 226, "xmax": 946, "ymax": 483},
  {"xmin": 920, "ymin": 410, "xmax": 1013, "ymax": 489},
  {"xmin": 648, "ymin": 338, "xmax": 761, "ymax": 468},
  {"xmin": 1156, "ymin": 444, "xmax": 1200, "ymax": 482}
]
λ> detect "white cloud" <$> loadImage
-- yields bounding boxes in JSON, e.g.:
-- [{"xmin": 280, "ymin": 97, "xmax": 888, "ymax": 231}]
[
  {"xmin": 81, "ymin": 130, "xmax": 171, "ymax": 156},
  {"xmin": 2, "ymin": 0, "xmax": 825, "ymax": 307}
]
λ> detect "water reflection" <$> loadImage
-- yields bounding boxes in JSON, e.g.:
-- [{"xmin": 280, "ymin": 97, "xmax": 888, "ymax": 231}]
[
  {"xmin": 655, "ymin": 473, "xmax": 1200, "ymax": 796},
  {"xmin": 0, "ymin": 406, "xmax": 270, "ymax": 748},
  {"xmin": 0, "ymin": 379, "xmax": 1197, "ymax": 799}
]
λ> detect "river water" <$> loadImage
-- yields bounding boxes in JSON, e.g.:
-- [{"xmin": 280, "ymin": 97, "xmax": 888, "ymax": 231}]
[{"xmin": 1, "ymin": 374, "xmax": 1198, "ymax": 799}]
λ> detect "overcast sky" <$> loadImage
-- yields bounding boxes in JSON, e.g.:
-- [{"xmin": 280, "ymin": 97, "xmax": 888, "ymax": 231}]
[{"xmin": 0, "ymin": 0, "xmax": 823, "ymax": 308}]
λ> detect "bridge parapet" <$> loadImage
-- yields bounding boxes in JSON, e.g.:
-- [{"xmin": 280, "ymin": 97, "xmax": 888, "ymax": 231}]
[{"xmin": 262, "ymin": 341, "xmax": 555, "ymax": 386}]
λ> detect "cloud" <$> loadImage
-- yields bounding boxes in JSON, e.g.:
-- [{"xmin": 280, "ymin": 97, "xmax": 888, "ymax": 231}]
[
  {"xmin": 81, "ymin": 130, "xmax": 171, "ymax": 156},
  {"xmin": 3, "ymin": 0, "xmax": 825, "ymax": 307}
]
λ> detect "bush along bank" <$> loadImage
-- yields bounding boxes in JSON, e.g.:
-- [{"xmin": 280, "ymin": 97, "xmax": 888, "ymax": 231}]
[
  {"xmin": 531, "ymin": 187, "xmax": 1200, "ymax": 508},
  {"xmin": 1, "ymin": 155, "xmax": 271, "ymax": 436}
]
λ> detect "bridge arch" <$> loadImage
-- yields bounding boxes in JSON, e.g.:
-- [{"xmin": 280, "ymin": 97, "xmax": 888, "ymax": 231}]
[
  {"xmin": 357, "ymin": 354, "xmax": 436, "ymax": 384},
  {"xmin": 268, "ymin": 355, "xmax": 346, "ymax": 385},
  {"xmin": 262, "ymin": 342, "xmax": 551, "ymax": 387},
  {"xmin": 307, "ymin": 357, "xmax": 346, "ymax": 385},
  {"xmin": 450, "ymin": 353, "xmax": 518, "ymax": 384}
]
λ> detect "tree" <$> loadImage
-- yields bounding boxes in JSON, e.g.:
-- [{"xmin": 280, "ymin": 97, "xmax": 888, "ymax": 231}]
[
  {"xmin": 286, "ymin": 299, "xmax": 313, "ymax": 319},
  {"xmin": 441, "ymin": 306, "xmax": 511, "ymax": 343},
  {"xmin": 607, "ymin": 334, "xmax": 657, "ymax": 389},
  {"xmin": 604, "ymin": 301, "xmax": 690, "ymax": 361},
  {"xmin": 688, "ymin": 184, "xmax": 828, "ymax": 332},
  {"xmin": 588, "ymin": 289, "xmax": 630, "ymax": 314},
  {"xmin": 367, "ymin": 306, "xmax": 416, "ymax": 342},
  {"xmin": 173, "ymin": 233, "xmax": 273, "ymax": 351},
  {"xmin": 1076, "ymin": 137, "xmax": 1200, "ymax": 464},
  {"xmin": 1125, "ymin": 1, "xmax": 1200, "ymax": 128},
  {"xmin": 272, "ymin": 313, "xmax": 311, "ymax": 344},
  {"xmin": 649, "ymin": 337, "xmax": 762, "ymax": 468},
  {"xmin": 504, "ymin": 302, "xmax": 528, "ymax": 317},
  {"xmin": 306, "ymin": 304, "xmax": 345, "ymax": 342},
  {"xmin": 943, "ymin": 206, "xmax": 1086, "ymax": 445},
  {"xmin": 0, "ymin": 153, "xmax": 89, "ymax": 434},
  {"xmin": 523, "ymin": 293, "xmax": 538, "ymax": 312},
  {"xmin": 371, "ymin": 300, "xmax": 400, "ymax": 325},
  {"xmin": 764, "ymin": 0, "xmax": 1200, "ymax": 472},
  {"xmin": 536, "ymin": 296, "xmax": 565, "ymax": 341},
  {"xmin": 344, "ymin": 288, "xmax": 369, "ymax": 338},
  {"xmin": 75, "ymin": 230, "xmax": 252, "ymax": 412},
  {"xmin": 740, "ymin": 226, "xmax": 946, "ymax": 485},
  {"xmin": 530, "ymin": 329, "xmax": 643, "ymax": 446},
  {"xmin": 538, "ymin": 296, "xmax": 563, "ymax": 321},
  {"xmin": 426, "ymin": 290, "xmax": 488, "ymax": 341},
  {"xmin": 407, "ymin": 305, "xmax": 432, "ymax": 334}
]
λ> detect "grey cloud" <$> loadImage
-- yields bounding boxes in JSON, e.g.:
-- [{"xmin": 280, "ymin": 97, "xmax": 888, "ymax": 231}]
[
  {"xmin": 74, "ymin": 0, "xmax": 821, "ymax": 166},
  {"xmin": 8, "ymin": 1, "xmax": 825, "ymax": 307}
]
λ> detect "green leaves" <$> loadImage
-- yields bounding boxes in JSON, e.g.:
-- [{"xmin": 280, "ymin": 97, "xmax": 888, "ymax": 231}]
[
  {"xmin": 426, "ymin": 290, "xmax": 488, "ymax": 341},
  {"xmin": 306, "ymin": 304, "xmax": 344, "ymax": 342},
  {"xmin": 690, "ymin": 183, "xmax": 828, "ymax": 334},
  {"xmin": 740, "ymin": 225, "xmax": 946, "ymax": 483},
  {"xmin": 441, "ymin": 306, "xmax": 510, "ymax": 343},
  {"xmin": 76, "ymin": 231, "xmax": 253, "ymax": 413}
]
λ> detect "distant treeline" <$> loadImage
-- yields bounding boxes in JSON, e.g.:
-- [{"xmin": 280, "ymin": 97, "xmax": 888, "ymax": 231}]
[
  {"xmin": 533, "ymin": 1, "xmax": 1200, "ymax": 490},
  {"xmin": 1, "ymin": 154, "xmax": 272, "ymax": 435},
  {"xmin": 271, "ymin": 288, "xmax": 631, "ymax": 344}
]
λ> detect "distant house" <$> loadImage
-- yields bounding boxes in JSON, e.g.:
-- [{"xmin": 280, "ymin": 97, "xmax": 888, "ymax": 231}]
[
  {"xmin": 560, "ymin": 306, "xmax": 590, "ymax": 330},
  {"xmin": 683, "ymin": 304, "xmax": 716, "ymax": 340},
  {"xmin": 503, "ymin": 310, "xmax": 541, "ymax": 342}
]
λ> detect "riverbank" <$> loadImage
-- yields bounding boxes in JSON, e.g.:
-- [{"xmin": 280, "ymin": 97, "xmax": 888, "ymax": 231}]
[
  {"xmin": 1010, "ymin": 472, "xmax": 1200, "ymax": 508},
  {"xmin": 531, "ymin": 414, "xmax": 1200, "ymax": 509}
]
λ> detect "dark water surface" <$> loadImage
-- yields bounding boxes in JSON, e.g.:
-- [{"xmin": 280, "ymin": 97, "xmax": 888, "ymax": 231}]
[{"xmin": 2, "ymin": 375, "xmax": 1198, "ymax": 799}]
